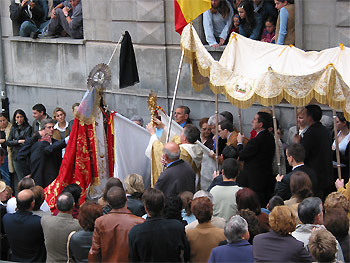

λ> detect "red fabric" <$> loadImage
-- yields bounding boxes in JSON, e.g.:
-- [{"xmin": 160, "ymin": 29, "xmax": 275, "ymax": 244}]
[
  {"xmin": 250, "ymin": 129, "xmax": 257, "ymax": 139},
  {"xmin": 107, "ymin": 114, "xmax": 115, "ymax": 178},
  {"xmin": 174, "ymin": 0, "xmax": 188, "ymax": 35},
  {"xmin": 45, "ymin": 118, "xmax": 97, "ymax": 211}
]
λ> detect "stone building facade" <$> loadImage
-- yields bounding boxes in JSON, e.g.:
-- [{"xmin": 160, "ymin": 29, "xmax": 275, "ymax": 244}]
[{"xmin": 0, "ymin": 0, "xmax": 349, "ymax": 137}]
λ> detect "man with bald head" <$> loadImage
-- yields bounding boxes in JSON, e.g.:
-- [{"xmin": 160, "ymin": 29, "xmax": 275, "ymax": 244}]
[
  {"xmin": 154, "ymin": 142, "xmax": 196, "ymax": 197},
  {"xmin": 3, "ymin": 189, "xmax": 46, "ymax": 262},
  {"xmin": 41, "ymin": 192, "xmax": 81, "ymax": 262}
]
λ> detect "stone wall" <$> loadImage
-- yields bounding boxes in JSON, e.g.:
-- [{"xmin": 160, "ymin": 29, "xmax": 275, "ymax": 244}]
[{"xmin": 0, "ymin": 0, "xmax": 347, "ymax": 140}]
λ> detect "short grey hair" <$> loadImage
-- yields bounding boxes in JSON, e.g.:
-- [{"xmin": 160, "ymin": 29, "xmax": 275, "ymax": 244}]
[
  {"xmin": 40, "ymin": 118, "xmax": 55, "ymax": 129},
  {"xmin": 193, "ymin": 190, "xmax": 214, "ymax": 203},
  {"xmin": 56, "ymin": 192, "xmax": 74, "ymax": 212},
  {"xmin": 131, "ymin": 115, "xmax": 144, "ymax": 126},
  {"xmin": 224, "ymin": 215, "xmax": 248, "ymax": 243},
  {"xmin": 163, "ymin": 147, "xmax": 180, "ymax": 160},
  {"xmin": 208, "ymin": 114, "xmax": 226, "ymax": 126}
]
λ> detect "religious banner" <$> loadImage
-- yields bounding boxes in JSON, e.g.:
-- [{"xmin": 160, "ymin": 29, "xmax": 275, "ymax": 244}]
[
  {"xmin": 112, "ymin": 112, "xmax": 151, "ymax": 188},
  {"xmin": 180, "ymin": 24, "xmax": 350, "ymax": 120}
]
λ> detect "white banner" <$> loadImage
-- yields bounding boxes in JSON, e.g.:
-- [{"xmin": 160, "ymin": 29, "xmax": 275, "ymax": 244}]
[{"xmin": 113, "ymin": 113, "xmax": 151, "ymax": 188}]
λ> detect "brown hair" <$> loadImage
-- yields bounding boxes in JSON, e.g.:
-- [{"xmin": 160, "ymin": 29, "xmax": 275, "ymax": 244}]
[
  {"xmin": 102, "ymin": 177, "xmax": 123, "ymax": 202},
  {"xmin": 290, "ymin": 171, "xmax": 313, "ymax": 202},
  {"xmin": 78, "ymin": 202, "xmax": 103, "ymax": 231},
  {"xmin": 211, "ymin": 0, "xmax": 230, "ymax": 19},
  {"xmin": 324, "ymin": 208, "xmax": 349, "ymax": 240},
  {"xmin": 178, "ymin": 191, "xmax": 193, "ymax": 217},
  {"xmin": 324, "ymin": 192, "xmax": 350, "ymax": 214},
  {"xmin": 31, "ymin": 186, "xmax": 45, "ymax": 211},
  {"xmin": 199, "ymin": 118, "xmax": 209, "ymax": 129},
  {"xmin": 269, "ymin": 206, "xmax": 296, "ymax": 235},
  {"xmin": 308, "ymin": 229, "xmax": 337, "ymax": 263},
  {"xmin": 142, "ymin": 188, "xmax": 165, "ymax": 217},
  {"xmin": 236, "ymin": 188, "xmax": 261, "ymax": 215},
  {"xmin": 238, "ymin": 209, "xmax": 261, "ymax": 243},
  {"xmin": 191, "ymin": 197, "xmax": 213, "ymax": 223}
]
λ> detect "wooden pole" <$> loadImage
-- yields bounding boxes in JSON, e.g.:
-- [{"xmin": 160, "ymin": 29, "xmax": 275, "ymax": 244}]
[
  {"xmin": 332, "ymin": 109, "xmax": 342, "ymax": 180},
  {"xmin": 166, "ymin": 50, "xmax": 185, "ymax": 143},
  {"xmin": 272, "ymin": 106, "xmax": 282, "ymax": 176},
  {"xmin": 294, "ymin": 106, "xmax": 299, "ymax": 135},
  {"xmin": 215, "ymin": 94, "xmax": 219, "ymax": 170},
  {"xmin": 238, "ymin": 108, "xmax": 243, "ymax": 134}
]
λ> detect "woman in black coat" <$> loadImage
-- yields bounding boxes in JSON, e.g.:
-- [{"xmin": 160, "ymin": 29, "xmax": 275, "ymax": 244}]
[{"xmin": 7, "ymin": 109, "xmax": 32, "ymax": 180}]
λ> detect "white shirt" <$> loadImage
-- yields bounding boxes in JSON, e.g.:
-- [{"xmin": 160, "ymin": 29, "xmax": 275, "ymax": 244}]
[{"xmin": 6, "ymin": 197, "xmax": 51, "ymax": 213}]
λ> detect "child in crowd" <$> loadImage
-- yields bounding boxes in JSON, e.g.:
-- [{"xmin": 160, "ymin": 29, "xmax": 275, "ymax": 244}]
[
  {"xmin": 261, "ymin": 16, "xmax": 276, "ymax": 43},
  {"xmin": 231, "ymin": 14, "xmax": 240, "ymax": 34}
]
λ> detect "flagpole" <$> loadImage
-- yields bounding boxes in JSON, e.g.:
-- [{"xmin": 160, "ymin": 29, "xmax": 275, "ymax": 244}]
[
  {"xmin": 238, "ymin": 108, "xmax": 243, "ymax": 134},
  {"xmin": 332, "ymin": 109, "xmax": 342, "ymax": 180},
  {"xmin": 272, "ymin": 106, "xmax": 282, "ymax": 176},
  {"xmin": 107, "ymin": 34, "xmax": 124, "ymax": 66},
  {"xmin": 166, "ymin": 50, "xmax": 185, "ymax": 143},
  {"xmin": 215, "ymin": 94, "xmax": 219, "ymax": 170}
]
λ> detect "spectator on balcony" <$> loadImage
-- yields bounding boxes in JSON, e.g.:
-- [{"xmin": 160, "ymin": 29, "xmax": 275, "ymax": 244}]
[
  {"xmin": 10, "ymin": 0, "xmax": 47, "ymax": 39},
  {"xmin": 261, "ymin": 16, "xmax": 276, "ymax": 43},
  {"xmin": 203, "ymin": 0, "xmax": 234, "ymax": 47},
  {"xmin": 252, "ymin": 0, "xmax": 277, "ymax": 28},
  {"xmin": 274, "ymin": 0, "xmax": 295, "ymax": 45},
  {"xmin": 39, "ymin": 0, "xmax": 83, "ymax": 39},
  {"xmin": 237, "ymin": 1, "xmax": 263, "ymax": 40},
  {"xmin": 230, "ymin": 14, "xmax": 240, "ymax": 34}
]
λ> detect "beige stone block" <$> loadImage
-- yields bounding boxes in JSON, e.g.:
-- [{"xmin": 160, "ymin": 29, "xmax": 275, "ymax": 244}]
[{"xmin": 136, "ymin": 0, "xmax": 164, "ymax": 22}]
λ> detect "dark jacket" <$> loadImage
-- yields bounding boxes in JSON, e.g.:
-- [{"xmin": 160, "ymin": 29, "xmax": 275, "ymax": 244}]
[
  {"xmin": 6, "ymin": 123, "xmax": 32, "ymax": 160},
  {"xmin": 0, "ymin": 204, "xmax": 9, "ymax": 260},
  {"xmin": 155, "ymin": 159, "xmax": 195, "ymax": 197},
  {"xmin": 274, "ymin": 164, "xmax": 318, "ymax": 200},
  {"xmin": 17, "ymin": 137, "xmax": 66, "ymax": 188},
  {"xmin": 253, "ymin": 231, "xmax": 312, "ymax": 263},
  {"xmin": 127, "ymin": 195, "xmax": 146, "ymax": 217},
  {"xmin": 237, "ymin": 129, "xmax": 275, "ymax": 192},
  {"xmin": 9, "ymin": 0, "xmax": 44, "ymax": 27},
  {"xmin": 89, "ymin": 207, "xmax": 144, "ymax": 262},
  {"xmin": 209, "ymin": 240, "xmax": 254, "ymax": 263},
  {"xmin": 69, "ymin": 230, "xmax": 93, "ymax": 263},
  {"xmin": 3, "ymin": 210, "xmax": 46, "ymax": 262},
  {"xmin": 301, "ymin": 122, "xmax": 333, "ymax": 190},
  {"xmin": 128, "ymin": 217, "xmax": 190, "ymax": 262}
]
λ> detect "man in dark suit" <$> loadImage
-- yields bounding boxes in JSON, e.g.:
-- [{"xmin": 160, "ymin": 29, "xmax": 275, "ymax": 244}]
[
  {"xmin": 275, "ymin": 143, "xmax": 318, "ymax": 200},
  {"xmin": 128, "ymin": 188, "xmax": 190, "ymax": 262},
  {"xmin": 294, "ymin": 105, "xmax": 333, "ymax": 199},
  {"xmin": 3, "ymin": 189, "xmax": 46, "ymax": 262},
  {"xmin": 17, "ymin": 119, "xmax": 67, "ymax": 188},
  {"xmin": 237, "ymin": 111, "xmax": 275, "ymax": 206},
  {"xmin": 154, "ymin": 142, "xmax": 196, "ymax": 197}
]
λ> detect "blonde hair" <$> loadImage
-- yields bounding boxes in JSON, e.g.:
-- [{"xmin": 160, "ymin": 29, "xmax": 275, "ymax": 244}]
[
  {"xmin": 296, "ymin": 107, "xmax": 305, "ymax": 116},
  {"xmin": 324, "ymin": 192, "xmax": 350, "ymax": 214},
  {"xmin": 52, "ymin": 107, "xmax": 66, "ymax": 120},
  {"xmin": 124, "ymin": 174, "xmax": 144, "ymax": 195},
  {"xmin": 269, "ymin": 205, "xmax": 296, "ymax": 235}
]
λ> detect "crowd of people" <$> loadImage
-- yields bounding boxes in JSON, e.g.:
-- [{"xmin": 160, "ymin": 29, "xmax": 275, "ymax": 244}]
[
  {"xmin": 0, "ymin": 102, "xmax": 349, "ymax": 262},
  {"xmin": 203, "ymin": 0, "xmax": 294, "ymax": 47},
  {"xmin": 10, "ymin": 0, "xmax": 83, "ymax": 39}
]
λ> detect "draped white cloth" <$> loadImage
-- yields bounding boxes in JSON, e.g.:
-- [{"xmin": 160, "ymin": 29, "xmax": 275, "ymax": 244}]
[
  {"xmin": 181, "ymin": 24, "xmax": 350, "ymax": 120},
  {"xmin": 113, "ymin": 112, "xmax": 151, "ymax": 188}
]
